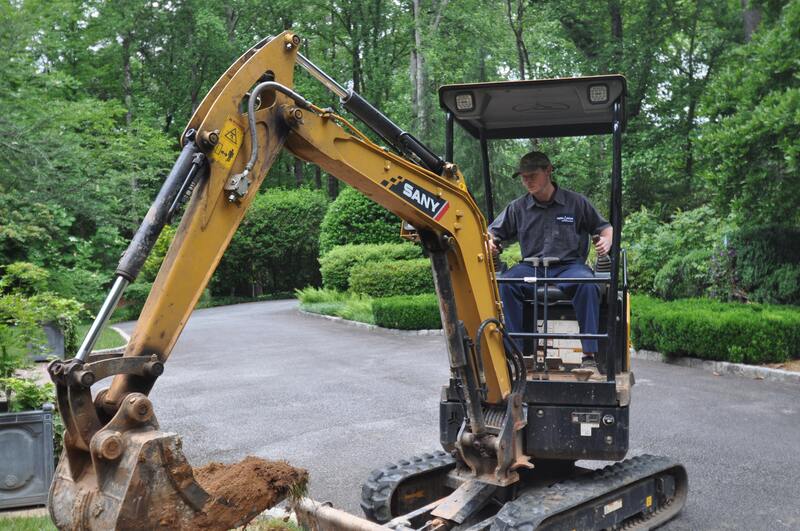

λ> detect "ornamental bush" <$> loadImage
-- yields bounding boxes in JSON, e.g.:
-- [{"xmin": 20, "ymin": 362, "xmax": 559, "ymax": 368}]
[
  {"xmin": 373, "ymin": 294, "xmax": 441, "ymax": 330},
  {"xmin": 653, "ymin": 249, "xmax": 712, "ymax": 300},
  {"xmin": 630, "ymin": 295, "xmax": 800, "ymax": 364},
  {"xmin": 318, "ymin": 187, "xmax": 401, "ymax": 254},
  {"xmin": 212, "ymin": 188, "xmax": 328, "ymax": 297},
  {"xmin": 319, "ymin": 243, "xmax": 422, "ymax": 292},
  {"xmin": 726, "ymin": 224, "xmax": 800, "ymax": 304},
  {"xmin": 349, "ymin": 258, "xmax": 433, "ymax": 298}
]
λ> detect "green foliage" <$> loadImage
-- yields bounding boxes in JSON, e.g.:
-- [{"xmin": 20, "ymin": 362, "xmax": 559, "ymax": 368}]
[
  {"xmin": 349, "ymin": 259, "xmax": 433, "ymax": 298},
  {"xmin": 372, "ymin": 294, "xmax": 441, "ymax": 330},
  {"xmin": 114, "ymin": 281, "xmax": 153, "ymax": 322},
  {"xmin": 318, "ymin": 187, "xmax": 402, "ymax": 254},
  {"xmin": 653, "ymin": 249, "xmax": 713, "ymax": 300},
  {"xmin": 141, "ymin": 225, "xmax": 177, "ymax": 283},
  {"xmin": 725, "ymin": 224, "xmax": 800, "ymax": 304},
  {"xmin": 212, "ymin": 188, "xmax": 329, "ymax": 297},
  {"xmin": 319, "ymin": 243, "xmax": 423, "ymax": 292},
  {"xmin": 0, "ymin": 262, "xmax": 50, "ymax": 296},
  {"xmin": 701, "ymin": 0, "xmax": 800, "ymax": 226},
  {"xmin": 631, "ymin": 295, "xmax": 800, "ymax": 364},
  {"xmin": 623, "ymin": 206, "xmax": 732, "ymax": 295},
  {"xmin": 296, "ymin": 287, "xmax": 375, "ymax": 324},
  {"xmin": 0, "ymin": 377, "xmax": 54, "ymax": 412}
]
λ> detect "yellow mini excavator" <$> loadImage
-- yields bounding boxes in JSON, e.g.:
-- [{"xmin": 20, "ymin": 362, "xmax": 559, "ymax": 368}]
[{"xmin": 48, "ymin": 32, "xmax": 687, "ymax": 530}]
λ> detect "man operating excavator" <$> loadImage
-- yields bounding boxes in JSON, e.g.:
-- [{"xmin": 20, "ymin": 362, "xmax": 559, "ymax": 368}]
[{"xmin": 488, "ymin": 151, "xmax": 614, "ymax": 380}]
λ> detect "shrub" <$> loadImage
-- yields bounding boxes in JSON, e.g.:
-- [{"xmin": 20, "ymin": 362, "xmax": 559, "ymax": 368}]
[
  {"xmin": 726, "ymin": 224, "xmax": 800, "ymax": 304},
  {"xmin": 212, "ymin": 188, "xmax": 328, "ymax": 297},
  {"xmin": 318, "ymin": 187, "xmax": 401, "ymax": 254},
  {"xmin": 653, "ymin": 249, "xmax": 712, "ymax": 300},
  {"xmin": 319, "ymin": 243, "xmax": 422, "ymax": 292},
  {"xmin": 623, "ymin": 206, "xmax": 730, "ymax": 295},
  {"xmin": 48, "ymin": 267, "xmax": 107, "ymax": 310},
  {"xmin": 373, "ymin": 294, "xmax": 441, "ymax": 330},
  {"xmin": 140, "ymin": 224, "xmax": 177, "ymax": 283},
  {"xmin": 349, "ymin": 259, "xmax": 433, "ymax": 298},
  {"xmin": 630, "ymin": 295, "xmax": 800, "ymax": 364},
  {"xmin": 295, "ymin": 287, "xmax": 374, "ymax": 324}
]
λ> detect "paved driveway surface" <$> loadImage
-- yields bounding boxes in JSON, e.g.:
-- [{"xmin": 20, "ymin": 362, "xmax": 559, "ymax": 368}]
[{"xmin": 117, "ymin": 300, "xmax": 800, "ymax": 530}]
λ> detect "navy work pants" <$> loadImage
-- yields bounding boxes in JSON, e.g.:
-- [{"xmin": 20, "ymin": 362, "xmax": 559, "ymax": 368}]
[{"xmin": 499, "ymin": 262, "xmax": 600, "ymax": 353}]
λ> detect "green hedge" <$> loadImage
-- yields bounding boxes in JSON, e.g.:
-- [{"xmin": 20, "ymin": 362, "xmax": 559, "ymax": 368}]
[
  {"xmin": 373, "ymin": 294, "xmax": 441, "ymax": 330},
  {"xmin": 349, "ymin": 258, "xmax": 433, "ymax": 298},
  {"xmin": 318, "ymin": 187, "xmax": 401, "ymax": 254},
  {"xmin": 212, "ymin": 188, "xmax": 328, "ymax": 297},
  {"xmin": 319, "ymin": 243, "xmax": 422, "ymax": 292},
  {"xmin": 631, "ymin": 295, "xmax": 800, "ymax": 363},
  {"xmin": 727, "ymin": 224, "xmax": 800, "ymax": 304}
]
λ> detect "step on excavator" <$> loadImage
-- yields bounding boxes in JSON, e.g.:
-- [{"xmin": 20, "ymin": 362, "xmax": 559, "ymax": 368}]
[{"xmin": 47, "ymin": 32, "xmax": 688, "ymax": 530}]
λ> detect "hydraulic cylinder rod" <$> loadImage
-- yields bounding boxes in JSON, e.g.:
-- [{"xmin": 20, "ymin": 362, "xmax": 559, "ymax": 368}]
[
  {"xmin": 75, "ymin": 140, "xmax": 202, "ymax": 362},
  {"xmin": 296, "ymin": 51, "xmax": 446, "ymax": 174}
]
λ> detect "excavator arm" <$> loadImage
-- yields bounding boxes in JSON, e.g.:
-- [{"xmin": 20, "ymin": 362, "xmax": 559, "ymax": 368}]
[{"xmin": 48, "ymin": 32, "xmax": 528, "ymax": 530}]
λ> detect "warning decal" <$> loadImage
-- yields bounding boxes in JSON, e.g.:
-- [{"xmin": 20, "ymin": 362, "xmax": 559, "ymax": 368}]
[{"xmin": 212, "ymin": 118, "xmax": 244, "ymax": 170}]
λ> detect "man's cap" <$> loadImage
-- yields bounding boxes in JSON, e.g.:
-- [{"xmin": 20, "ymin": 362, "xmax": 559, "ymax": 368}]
[{"xmin": 513, "ymin": 151, "xmax": 552, "ymax": 177}]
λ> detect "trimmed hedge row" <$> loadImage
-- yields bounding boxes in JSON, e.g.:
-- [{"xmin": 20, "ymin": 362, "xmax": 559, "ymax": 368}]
[
  {"xmin": 349, "ymin": 258, "xmax": 433, "ymax": 298},
  {"xmin": 319, "ymin": 243, "xmax": 422, "ymax": 292},
  {"xmin": 631, "ymin": 295, "xmax": 800, "ymax": 363},
  {"xmin": 372, "ymin": 294, "xmax": 441, "ymax": 330}
]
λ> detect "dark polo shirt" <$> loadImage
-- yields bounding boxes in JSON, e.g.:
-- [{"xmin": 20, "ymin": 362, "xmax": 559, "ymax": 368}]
[{"xmin": 489, "ymin": 186, "xmax": 610, "ymax": 264}]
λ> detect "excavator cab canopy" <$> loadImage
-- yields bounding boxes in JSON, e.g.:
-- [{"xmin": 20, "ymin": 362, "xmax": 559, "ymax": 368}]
[{"xmin": 438, "ymin": 75, "xmax": 627, "ymax": 140}]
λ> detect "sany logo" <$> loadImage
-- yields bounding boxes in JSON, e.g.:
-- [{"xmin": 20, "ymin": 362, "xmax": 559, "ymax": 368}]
[
  {"xmin": 384, "ymin": 178, "xmax": 449, "ymax": 221},
  {"xmin": 403, "ymin": 182, "xmax": 442, "ymax": 212}
]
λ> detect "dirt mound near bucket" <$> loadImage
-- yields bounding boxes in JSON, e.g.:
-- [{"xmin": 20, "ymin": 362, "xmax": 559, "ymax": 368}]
[{"xmin": 190, "ymin": 456, "xmax": 308, "ymax": 530}]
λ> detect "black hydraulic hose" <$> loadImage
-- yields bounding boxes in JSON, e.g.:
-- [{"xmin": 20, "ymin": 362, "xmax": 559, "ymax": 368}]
[
  {"xmin": 475, "ymin": 318, "xmax": 526, "ymax": 395},
  {"xmin": 231, "ymin": 81, "xmax": 315, "ymax": 186}
]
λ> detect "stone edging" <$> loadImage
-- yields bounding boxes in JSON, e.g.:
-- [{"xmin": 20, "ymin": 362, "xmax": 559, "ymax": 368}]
[
  {"xmin": 298, "ymin": 309, "xmax": 443, "ymax": 336},
  {"xmin": 632, "ymin": 349, "xmax": 800, "ymax": 385}
]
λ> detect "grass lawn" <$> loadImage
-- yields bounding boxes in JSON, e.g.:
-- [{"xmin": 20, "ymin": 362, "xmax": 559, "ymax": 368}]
[
  {"xmin": 75, "ymin": 323, "xmax": 127, "ymax": 350},
  {"xmin": 0, "ymin": 514, "xmax": 297, "ymax": 530},
  {"xmin": 0, "ymin": 515, "xmax": 56, "ymax": 531}
]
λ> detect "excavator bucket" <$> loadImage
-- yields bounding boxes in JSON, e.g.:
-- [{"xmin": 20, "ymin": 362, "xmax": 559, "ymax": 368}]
[{"xmin": 48, "ymin": 392, "xmax": 307, "ymax": 530}]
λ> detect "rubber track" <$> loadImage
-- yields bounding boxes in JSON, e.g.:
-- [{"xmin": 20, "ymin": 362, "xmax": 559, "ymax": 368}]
[
  {"xmin": 492, "ymin": 454, "xmax": 687, "ymax": 531},
  {"xmin": 360, "ymin": 450, "xmax": 456, "ymax": 523}
]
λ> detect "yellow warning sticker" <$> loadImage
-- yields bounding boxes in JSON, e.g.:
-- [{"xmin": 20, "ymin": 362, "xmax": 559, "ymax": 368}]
[
  {"xmin": 645, "ymin": 495, "xmax": 653, "ymax": 508},
  {"xmin": 212, "ymin": 118, "xmax": 244, "ymax": 169}
]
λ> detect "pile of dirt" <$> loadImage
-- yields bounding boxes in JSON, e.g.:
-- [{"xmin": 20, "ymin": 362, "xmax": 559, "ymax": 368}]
[{"xmin": 191, "ymin": 456, "xmax": 308, "ymax": 530}]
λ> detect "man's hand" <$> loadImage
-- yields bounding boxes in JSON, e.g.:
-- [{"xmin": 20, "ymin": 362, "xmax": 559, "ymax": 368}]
[
  {"xmin": 593, "ymin": 227, "xmax": 613, "ymax": 256},
  {"xmin": 488, "ymin": 235, "xmax": 501, "ymax": 255}
]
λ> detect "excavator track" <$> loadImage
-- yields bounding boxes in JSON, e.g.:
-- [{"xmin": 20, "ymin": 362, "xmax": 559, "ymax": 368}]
[
  {"xmin": 361, "ymin": 450, "xmax": 457, "ymax": 523},
  {"xmin": 492, "ymin": 454, "xmax": 688, "ymax": 531}
]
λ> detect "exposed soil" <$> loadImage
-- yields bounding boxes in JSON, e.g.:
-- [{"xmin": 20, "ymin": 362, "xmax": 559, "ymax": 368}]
[
  {"xmin": 190, "ymin": 456, "xmax": 308, "ymax": 530},
  {"xmin": 763, "ymin": 359, "xmax": 800, "ymax": 373}
]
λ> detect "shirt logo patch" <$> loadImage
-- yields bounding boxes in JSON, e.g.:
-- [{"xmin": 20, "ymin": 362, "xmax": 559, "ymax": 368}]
[{"xmin": 556, "ymin": 215, "xmax": 575, "ymax": 224}]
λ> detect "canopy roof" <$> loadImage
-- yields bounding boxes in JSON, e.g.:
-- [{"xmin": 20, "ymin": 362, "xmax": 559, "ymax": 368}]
[{"xmin": 439, "ymin": 75, "xmax": 627, "ymax": 139}]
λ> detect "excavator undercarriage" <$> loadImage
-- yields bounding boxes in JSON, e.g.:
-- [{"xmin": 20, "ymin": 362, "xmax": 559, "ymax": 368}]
[{"xmin": 48, "ymin": 31, "xmax": 687, "ymax": 530}]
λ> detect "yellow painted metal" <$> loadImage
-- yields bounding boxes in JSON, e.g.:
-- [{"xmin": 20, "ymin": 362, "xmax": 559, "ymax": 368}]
[
  {"xmin": 107, "ymin": 31, "xmax": 511, "ymax": 405},
  {"xmin": 105, "ymin": 34, "xmax": 299, "ymax": 405},
  {"xmin": 286, "ymin": 114, "xmax": 510, "ymax": 402}
]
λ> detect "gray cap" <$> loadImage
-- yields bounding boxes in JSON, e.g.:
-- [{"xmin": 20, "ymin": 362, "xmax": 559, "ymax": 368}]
[{"xmin": 512, "ymin": 151, "xmax": 552, "ymax": 177}]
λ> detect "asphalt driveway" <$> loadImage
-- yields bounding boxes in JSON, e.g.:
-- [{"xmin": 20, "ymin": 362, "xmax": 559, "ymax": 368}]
[{"xmin": 116, "ymin": 300, "xmax": 800, "ymax": 530}]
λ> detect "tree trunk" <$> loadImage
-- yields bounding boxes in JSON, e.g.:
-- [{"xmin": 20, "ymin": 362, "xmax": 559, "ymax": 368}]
[
  {"xmin": 294, "ymin": 158, "xmax": 304, "ymax": 187},
  {"xmin": 327, "ymin": 175, "xmax": 339, "ymax": 198},
  {"xmin": 741, "ymin": 0, "xmax": 761, "ymax": 42},
  {"xmin": 609, "ymin": 0, "xmax": 623, "ymax": 67},
  {"xmin": 314, "ymin": 167, "xmax": 322, "ymax": 189},
  {"xmin": 410, "ymin": 0, "xmax": 426, "ymax": 135},
  {"xmin": 122, "ymin": 34, "xmax": 133, "ymax": 126}
]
